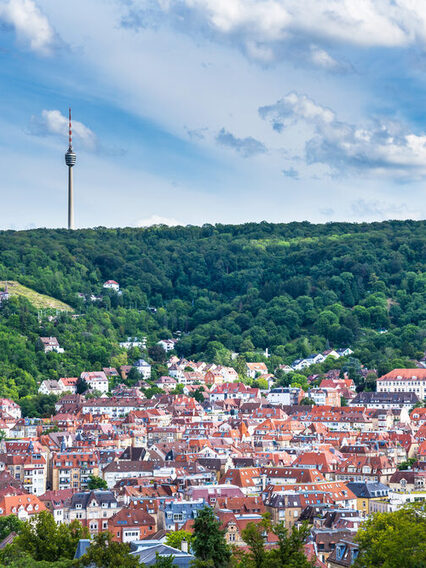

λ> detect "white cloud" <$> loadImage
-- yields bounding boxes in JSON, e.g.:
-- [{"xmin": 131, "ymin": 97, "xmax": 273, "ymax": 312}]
[
  {"xmin": 137, "ymin": 215, "xmax": 181, "ymax": 227},
  {"xmin": 121, "ymin": 0, "xmax": 426, "ymax": 65},
  {"xmin": 260, "ymin": 91, "xmax": 426, "ymax": 178},
  {"xmin": 309, "ymin": 46, "xmax": 341, "ymax": 70},
  {"xmin": 0, "ymin": 0, "xmax": 56, "ymax": 55},
  {"xmin": 29, "ymin": 110, "xmax": 97, "ymax": 150},
  {"xmin": 216, "ymin": 128, "xmax": 267, "ymax": 157}
]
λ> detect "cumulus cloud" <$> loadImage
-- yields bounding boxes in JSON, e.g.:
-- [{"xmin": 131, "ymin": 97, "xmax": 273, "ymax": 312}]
[
  {"xmin": 216, "ymin": 128, "xmax": 267, "ymax": 157},
  {"xmin": 137, "ymin": 215, "xmax": 181, "ymax": 227},
  {"xmin": 119, "ymin": 0, "xmax": 426, "ymax": 66},
  {"xmin": 0, "ymin": 0, "xmax": 57, "ymax": 55},
  {"xmin": 28, "ymin": 110, "xmax": 97, "ymax": 150},
  {"xmin": 259, "ymin": 91, "xmax": 426, "ymax": 178}
]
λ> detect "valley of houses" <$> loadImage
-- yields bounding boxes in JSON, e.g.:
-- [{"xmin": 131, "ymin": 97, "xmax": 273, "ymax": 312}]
[{"xmin": 0, "ymin": 352, "xmax": 425, "ymax": 566}]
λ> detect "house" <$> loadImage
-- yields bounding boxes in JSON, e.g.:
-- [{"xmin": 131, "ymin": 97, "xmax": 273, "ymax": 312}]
[
  {"xmin": 308, "ymin": 388, "xmax": 341, "ymax": 407},
  {"xmin": 0, "ymin": 399, "xmax": 21, "ymax": 420},
  {"xmin": 0, "ymin": 284, "xmax": 9, "ymax": 304},
  {"xmin": 134, "ymin": 359, "xmax": 152, "ymax": 380},
  {"xmin": 69, "ymin": 490, "xmax": 119, "ymax": 535},
  {"xmin": 103, "ymin": 280, "xmax": 120, "ymax": 292},
  {"xmin": 219, "ymin": 467, "xmax": 263, "ymax": 495},
  {"xmin": 103, "ymin": 461, "xmax": 154, "ymax": 488},
  {"xmin": 291, "ymin": 358, "xmax": 312, "ymax": 371},
  {"xmin": 38, "ymin": 380, "xmax": 64, "ymax": 396},
  {"xmin": 119, "ymin": 337, "xmax": 147, "ymax": 350},
  {"xmin": 0, "ymin": 493, "xmax": 46, "ymax": 520},
  {"xmin": 39, "ymin": 337, "xmax": 64, "ymax": 354},
  {"xmin": 336, "ymin": 348, "xmax": 354, "ymax": 357},
  {"xmin": 130, "ymin": 541, "xmax": 195, "ymax": 567},
  {"xmin": 156, "ymin": 376, "xmax": 178, "ymax": 391},
  {"xmin": 58, "ymin": 377, "xmax": 79, "ymax": 394},
  {"xmin": 377, "ymin": 369, "xmax": 426, "ymax": 399},
  {"xmin": 349, "ymin": 392, "xmax": 419, "ymax": 417},
  {"xmin": 327, "ymin": 540, "xmax": 359, "ymax": 568},
  {"xmin": 210, "ymin": 383, "xmax": 259, "ymax": 402},
  {"xmin": 40, "ymin": 489, "xmax": 74, "ymax": 524},
  {"xmin": 267, "ymin": 388, "xmax": 291, "ymax": 406},
  {"xmin": 0, "ymin": 451, "xmax": 47, "ymax": 495},
  {"xmin": 81, "ymin": 371, "xmax": 109, "ymax": 394},
  {"xmin": 82, "ymin": 397, "xmax": 142, "ymax": 419},
  {"xmin": 51, "ymin": 450, "xmax": 100, "ymax": 491},
  {"xmin": 159, "ymin": 499, "xmax": 205, "ymax": 531},
  {"xmin": 346, "ymin": 482, "xmax": 390, "ymax": 516},
  {"xmin": 157, "ymin": 339, "xmax": 178, "ymax": 352},
  {"xmin": 109, "ymin": 507, "xmax": 156, "ymax": 542},
  {"xmin": 246, "ymin": 362, "xmax": 268, "ymax": 379}
]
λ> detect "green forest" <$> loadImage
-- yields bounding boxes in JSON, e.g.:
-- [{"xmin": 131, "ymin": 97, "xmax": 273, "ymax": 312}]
[{"xmin": 0, "ymin": 220, "xmax": 424, "ymax": 401}]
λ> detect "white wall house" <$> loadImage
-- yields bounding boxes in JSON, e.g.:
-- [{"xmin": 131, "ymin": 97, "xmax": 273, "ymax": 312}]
[
  {"xmin": 134, "ymin": 359, "xmax": 152, "ymax": 380},
  {"xmin": 267, "ymin": 387, "xmax": 291, "ymax": 406},
  {"xmin": 103, "ymin": 280, "xmax": 120, "ymax": 292},
  {"xmin": 81, "ymin": 371, "xmax": 109, "ymax": 394}
]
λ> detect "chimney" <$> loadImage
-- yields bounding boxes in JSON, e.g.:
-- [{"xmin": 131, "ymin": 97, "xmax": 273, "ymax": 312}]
[{"xmin": 181, "ymin": 539, "xmax": 189, "ymax": 553}]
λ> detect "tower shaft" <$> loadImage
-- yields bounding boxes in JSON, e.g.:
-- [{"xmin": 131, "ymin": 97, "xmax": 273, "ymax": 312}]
[{"xmin": 68, "ymin": 166, "xmax": 74, "ymax": 230}]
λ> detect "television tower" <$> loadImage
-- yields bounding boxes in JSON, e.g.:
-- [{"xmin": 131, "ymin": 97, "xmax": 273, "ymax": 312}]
[{"xmin": 64, "ymin": 107, "xmax": 76, "ymax": 230}]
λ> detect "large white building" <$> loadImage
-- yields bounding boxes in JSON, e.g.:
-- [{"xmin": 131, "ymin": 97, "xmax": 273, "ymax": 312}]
[
  {"xmin": 377, "ymin": 369, "xmax": 426, "ymax": 400},
  {"xmin": 81, "ymin": 371, "xmax": 109, "ymax": 394}
]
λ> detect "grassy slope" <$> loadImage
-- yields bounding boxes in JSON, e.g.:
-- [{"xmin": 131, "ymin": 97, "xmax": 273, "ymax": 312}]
[{"xmin": 0, "ymin": 281, "xmax": 73, "ymax": 312}]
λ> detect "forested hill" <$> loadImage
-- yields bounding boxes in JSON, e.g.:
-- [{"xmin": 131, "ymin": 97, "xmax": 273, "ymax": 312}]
[{"xmin": 0, "ymin": 220, "xmax": 425, "ymax": 399}]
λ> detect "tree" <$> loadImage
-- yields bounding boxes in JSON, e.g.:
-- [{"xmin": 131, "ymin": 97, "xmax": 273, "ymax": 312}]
[
  {"xmin": 164, "ymin": 530, "xmax": 192, "ymax": 551},
  {"xmin": 239, "ymin": 518, "xmax": 313, "ymax": 568},
  {"xmin": 355, "ymin": 503, "xmax": 426, "ymax": 568},
  {"xmin": 267, "ymin": 522, "xmax": 313, "ymax": 568},
  {"xmin": 153, "ymin": 553, "xmax": 177, "ymax": 567},
  {"xmin": 397, "ymin": 457, "xmax": 417, "ymax": 471},
  {"xmin": 253, "ymin": 378, "xmax": 268, "ymax": 390},
  {"xmin": 190, "ymin": 388, "xmax": 205, "ymax": 403},
  {"xmin": 76, "ymin": 378, "xmax": 89, "ymax": 395},
  {"xmin": 0, "ymin": 556, "xmax": 73, "ymax": 568},
  {"xmin": 87, "ymin": 475, "xmax": 108, "ymax": 490},
  {"xmin": 241, "ymin": 521, "xmax": 266, "ymax": 568},
  {"xmin": 3, "ymin": 511, "xmax": 89, "ymax": 564},
  {"xmin": 77, "ymin": 532, "xmax": 139, "ymax": 568},
  {"xmin": 300, "ymin": 397, "xmax": 315, "ymax": 405},
  {"xmin": 148, "ymin": 345, "xmax": 167, "ymax": 363},
  {"xmin": 126, "ymin": 367, "xmax": 142, "ymax": 386},
  {"xmin": 192, "ymin": 507, "xmax": 231, "ymax": 568},
  {"xmin": 0, "ymin": 515, "xmax": 24, "ymax": 541}
]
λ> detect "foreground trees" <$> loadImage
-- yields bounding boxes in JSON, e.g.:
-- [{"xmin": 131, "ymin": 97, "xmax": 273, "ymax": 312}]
[
  {"xmin": 239, "ymin": 517, "xmax": 313, "ymax": 568},
  {"xmin": 355, "ymin": 504, "xmax": 426, "ymax": 568},
  {"xmin": 0, "ymin": 511, "xmax": 88, "ymax": 566},
  {"xmin": 191, "ymin": 507, "xmax": 231, "ymax": 568}
]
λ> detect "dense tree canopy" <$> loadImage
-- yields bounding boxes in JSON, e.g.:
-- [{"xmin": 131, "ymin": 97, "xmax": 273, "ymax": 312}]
[
  {"xmin": 191, "ymin": 506, "xmax": 231, "ymax": 568},
  {"xmin": 0, "ymin": 221, "xmax": 424, "ymax": 401},
  {"xmin": 355, "ymin": 503, "xmax": 426, "ymax": 568}
]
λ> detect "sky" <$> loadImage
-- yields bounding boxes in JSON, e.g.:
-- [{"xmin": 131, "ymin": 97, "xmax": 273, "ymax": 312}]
[{"xmin": 1, "ymin": 0, "xmax": 426, "ymax": 229}]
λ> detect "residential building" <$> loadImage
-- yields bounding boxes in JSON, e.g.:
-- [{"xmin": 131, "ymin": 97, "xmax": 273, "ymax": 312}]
[
  {"xmin": 134, "ymin": 359, "xmax": 152, "ymax": 380},
  {"xmin": 377, "ymin": 369, "xmax": 426, "ymax": 399},
  {"xmin": 103, "ymin": 280, "xmax": 120, "ymax": 292},
  {"xmin": 39, "ymin": 337, "xmax": 64, "ymax": 354},
  {"xmin": 81, "ymin": 371, "xmax": 109, "ymax": 394},
  {"xmin": 69, "ymin": 490, "xmax": 119, "ymax": 535}
]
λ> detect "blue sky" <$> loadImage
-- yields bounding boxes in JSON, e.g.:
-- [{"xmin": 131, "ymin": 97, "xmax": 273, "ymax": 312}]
[{"xmin": 0, "ymin": 0, "xmax": 426, "ymax": 229}]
